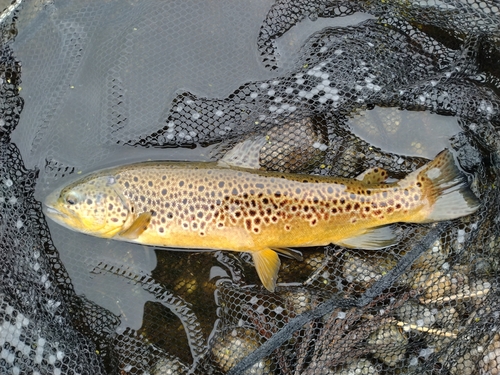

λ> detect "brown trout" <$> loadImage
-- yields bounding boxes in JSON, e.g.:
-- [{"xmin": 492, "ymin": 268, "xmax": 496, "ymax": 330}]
[{"xmin": 44, "ymin": 149, "xmax": 479, "ymax": 292}]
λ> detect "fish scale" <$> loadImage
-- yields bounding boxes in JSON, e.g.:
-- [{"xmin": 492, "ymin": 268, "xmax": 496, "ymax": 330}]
[
  {"xmin": 114, "ymin": 165, "xmax": 421, "ymax": 247},
  {"xmin": 44, "ymin": 150, "xmax": 479, "ymax": 291}
]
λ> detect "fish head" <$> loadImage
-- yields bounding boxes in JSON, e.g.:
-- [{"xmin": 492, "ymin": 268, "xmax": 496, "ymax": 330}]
[{"xmin": 44, "ymin": 175, "xmax": 131, "ymax": 238}]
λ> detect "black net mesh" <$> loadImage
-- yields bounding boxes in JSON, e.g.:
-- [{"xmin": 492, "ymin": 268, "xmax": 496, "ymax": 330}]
[{"xmin": 2, "ymin": 0, "xmax": 500, "ymax": 374}]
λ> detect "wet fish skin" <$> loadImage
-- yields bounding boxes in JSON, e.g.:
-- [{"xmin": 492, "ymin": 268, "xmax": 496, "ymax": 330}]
[{"xmin": 44, "ymin": 150, "xmax": 480, "ymax": 292}]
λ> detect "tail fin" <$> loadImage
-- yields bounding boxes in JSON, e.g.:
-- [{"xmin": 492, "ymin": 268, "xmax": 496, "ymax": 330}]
[{"xmin": 410, "ymin": 150, "xmax": 480, "ymax": 222}]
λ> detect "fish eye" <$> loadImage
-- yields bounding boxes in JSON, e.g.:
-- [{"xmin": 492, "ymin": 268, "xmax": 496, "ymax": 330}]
[{"xmin": 64, "ymin": 192, "xmax": 79, "ymax": 205}]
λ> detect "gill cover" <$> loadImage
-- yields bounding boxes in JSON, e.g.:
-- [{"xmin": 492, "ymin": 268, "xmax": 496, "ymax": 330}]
[{"xmin": 45, "ymin": 175, "xmax": 131, "ymax": 238}]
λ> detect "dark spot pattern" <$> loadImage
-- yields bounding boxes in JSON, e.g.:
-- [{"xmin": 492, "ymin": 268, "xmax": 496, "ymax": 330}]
[{"xmin": 101, "ymin": 162, "xmax": 428, "ymax": 243}]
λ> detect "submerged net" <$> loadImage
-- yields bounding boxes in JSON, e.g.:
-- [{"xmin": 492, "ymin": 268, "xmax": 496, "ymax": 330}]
[{"xmin": 1, "ymin": 0, "xmax": 500, "ymax": 374}]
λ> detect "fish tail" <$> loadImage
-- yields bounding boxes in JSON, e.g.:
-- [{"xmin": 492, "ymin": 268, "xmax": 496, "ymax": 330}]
[{"xmin": 410, "ymin": 149, "xmax": 480, "ymax": 222}]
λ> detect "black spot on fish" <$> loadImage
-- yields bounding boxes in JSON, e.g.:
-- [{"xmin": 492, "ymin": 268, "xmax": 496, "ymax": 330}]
[
  {"xmin": 148, "ymin": 181, "xmax": 153, "ymax": 187},
  {"xmin": 179, "ymin": 181, "xmax": 184, "ymax": 187},
  {"xmin": 161, "ymin": 189, "xmax": 167, "ymax": 195}
]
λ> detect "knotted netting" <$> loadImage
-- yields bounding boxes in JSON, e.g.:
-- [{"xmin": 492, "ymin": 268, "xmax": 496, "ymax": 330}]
[{"xmin": 1, "ymin": 0, "xmax": 500, "ymax": 374}]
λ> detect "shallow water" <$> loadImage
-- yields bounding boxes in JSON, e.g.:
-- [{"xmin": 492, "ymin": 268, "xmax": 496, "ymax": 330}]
[
  {"xmin": 10, "ymin": 1, "xmax": 376, "ymax": 334},
  {"xmin": 8, "ymin": 0, "xmax": 474, "ymax": 365}
]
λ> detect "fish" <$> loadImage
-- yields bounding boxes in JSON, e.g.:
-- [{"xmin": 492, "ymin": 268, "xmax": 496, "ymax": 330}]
[{"xmin": 44, "ymin": 145, "xmax": 480, "ymax": 292}]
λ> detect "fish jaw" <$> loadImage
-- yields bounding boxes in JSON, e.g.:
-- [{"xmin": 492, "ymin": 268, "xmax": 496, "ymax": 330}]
[
  {"xmin": 44, "ymin": 204, "xmax": 67, "ymax": 221},
  {"xmin": 43, "ymin": 190, "xmax": 70, "ymax": 226},
  {"xmin": 43, "ymin": 202, "xmax": 80, "ymax": 233},
  {"xmin": 43, "ymin": 190, "xmax": 88, "ymax": 234}
]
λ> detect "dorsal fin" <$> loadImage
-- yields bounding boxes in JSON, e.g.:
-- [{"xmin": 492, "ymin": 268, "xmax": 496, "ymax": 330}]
[
  {"xmin": 218, "ymin": 136, "xmax": 268, "ymax": 169},
  {"xmin": 118, "ymin": 211, "xmax": 152, "ymax": 239},
  {"xmin": 356, "ymin": 167, "xmax": 389, "ymax": 185}
]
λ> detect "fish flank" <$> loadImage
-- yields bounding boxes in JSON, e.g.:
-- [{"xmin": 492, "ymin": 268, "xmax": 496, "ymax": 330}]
[{"xmin": 44, "ymin": 152, "xmax": 479, "ymax": 291}]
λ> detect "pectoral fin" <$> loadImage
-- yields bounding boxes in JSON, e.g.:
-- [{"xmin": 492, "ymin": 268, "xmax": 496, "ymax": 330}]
[
  {"xmin": 119, "ymin": 211, "xmax": 152, "ymax": 240},
  {"xmin": 251, "ymin": 249, "xmax": 281, "ymax": 292},
  {"xmin": 337, "ymin": 225, "xmax": 397, "ymax": 250},
  {"xmin": 356, "ymin": 167, "xmax": 389, "ymax": 185}
]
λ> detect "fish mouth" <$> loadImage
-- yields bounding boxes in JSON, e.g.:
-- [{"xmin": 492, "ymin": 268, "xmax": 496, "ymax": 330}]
[{"xmin": 44, "ymin": 204, "xmax": 68, "ymax": 220}]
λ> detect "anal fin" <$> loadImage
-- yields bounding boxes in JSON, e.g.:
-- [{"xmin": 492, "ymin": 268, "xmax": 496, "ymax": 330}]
[
  {"xmin": 271, "ymin": 247, "xmax": 303, "ymax": 261},
  {"xmin": 119, "ymin": 211, "xmax": 152, "ymax": 240},
  {"xmin": 251, "ymin": 249, "xmax": 281, "ymax": 292},
  {"xmin": 337, "ymin": 225, "xmax": 397, "ymax": 250}
]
